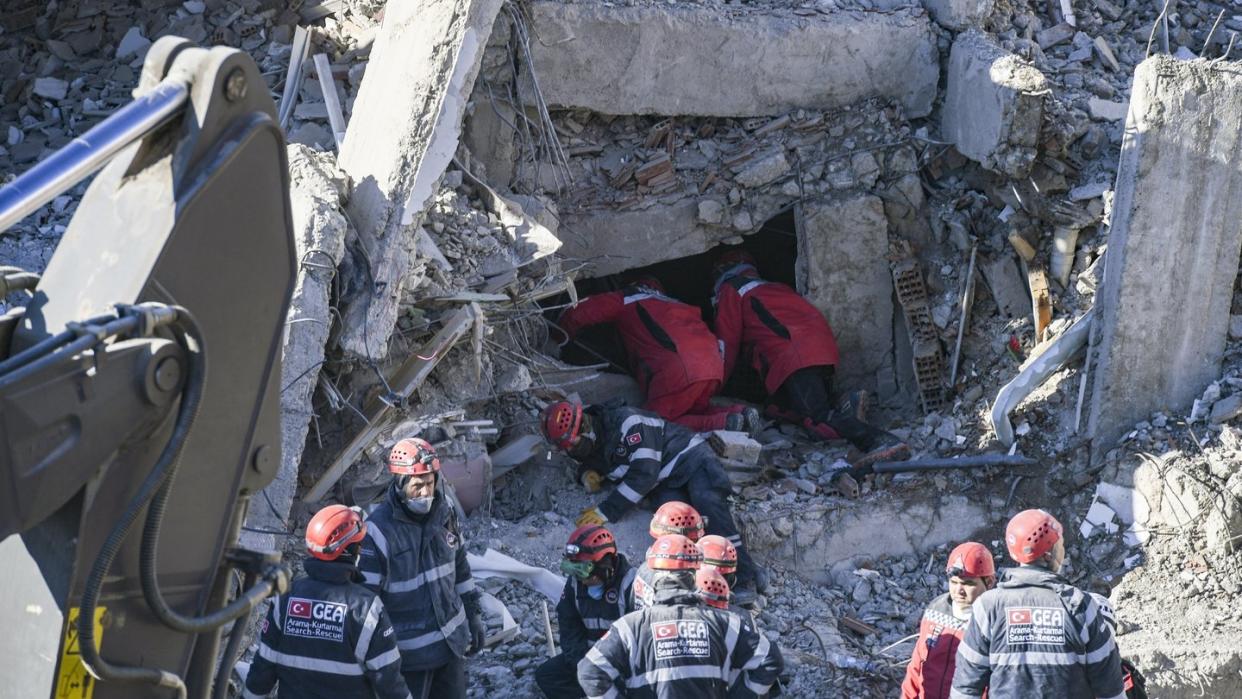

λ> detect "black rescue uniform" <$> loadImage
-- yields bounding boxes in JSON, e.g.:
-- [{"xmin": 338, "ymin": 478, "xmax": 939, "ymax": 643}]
[
  {"xmin": 587, "ymin": 406, "xmax": 758, "ymax": 584},
  {"xmin": 243, "ymin": 558, "xmax": 411, "ymax": 699},
  {"xmin": 536, "ymin": 555, "xmax": 639, "ymax": 698},
  {"xmin": 578, "ymin": 579, "xmax": 782, "ymax": 698},
  {"xmin": 359, "ymin": 481, "xmax": 480, "ymax": 699},
  {"xmin": 950, "ymin": 566, "xmax": 1126, "ymax": 699}
]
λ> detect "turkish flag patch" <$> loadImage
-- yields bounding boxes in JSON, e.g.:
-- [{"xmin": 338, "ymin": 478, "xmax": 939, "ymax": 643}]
[
  {"xmin": 652, "ymin": 621, "xmax": 679, "ymax": 639},
  {"xmin": 627, "ymin": 433, "xmax": 642, "ymax": 445},
  {"xmin": 1008, "ymin": 608, "xmax": 1032, "ymax": 625},
  {"xmin": 288, "ymin": 597, "xmax": 313, "ymax": 619}
]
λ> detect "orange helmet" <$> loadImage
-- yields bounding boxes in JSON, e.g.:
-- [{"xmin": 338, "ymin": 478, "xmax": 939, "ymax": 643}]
[
  {"xmin": 1005, "ymin": 509, "xmax": 1063, "ymax": 564},
  {"xmin": 542, "ymin": 401, "xmax": 584, "ymax": 450},
  {"xmin": 650, "ymin": 501, "xmax": 705, "ymax": 541},
  {"xmin": 697, "ymin": 535, "xmax": 737, "ymax": 575},
  {"xmin": 696, "ymin": 568, "xmax": 731, "ymax": 609},
  {"xmin": 946, "ymin": 542, "xmax": 995, "ymax": 579},
  {"xmin": 564, "ymin": 524, "xmax": 617, "ymax": 563},
  {"xmin": 388, "ymin": 437, "xmax": 439, "ymax": 475},
  {"xmin": 646, "ymin": 534, "xmax": 703, "ymax": 571},
  {"xmin": 305, "ymin": 505, "xmax": 367, "ymax": 561}
]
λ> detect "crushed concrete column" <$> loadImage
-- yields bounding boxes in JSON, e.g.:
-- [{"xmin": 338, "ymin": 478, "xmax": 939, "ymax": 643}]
[
  {"xmin": 1089, "ymin": 56, "xmax": 1242, "ymax": 452},
  {"xmin": 337, "ymin": 0, "xmax": 503, "ymax": 360},
  {"xmin": 241, "ymin": 146, "xmax": 351, "ymax": 552},
  {"xmin": 522, "ymin": 1, "xmax": 938, "ymax": 118},
  {"xmin": 796, "ymin": 194, "xmax": 895, "ymax": 395},
  {"xmin": 941, "ymin": 30, "xmax": 1047, "ymax": 178}
]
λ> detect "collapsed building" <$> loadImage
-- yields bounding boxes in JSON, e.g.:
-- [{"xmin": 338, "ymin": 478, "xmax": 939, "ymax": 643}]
[{"xmin": 3, "ymin": 0, "xmax": 1242, "ymax": 694}]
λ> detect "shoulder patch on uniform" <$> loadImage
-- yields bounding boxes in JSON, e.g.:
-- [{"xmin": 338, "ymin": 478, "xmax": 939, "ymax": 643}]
[{"xmin": 627, "ymin": 432, "xmax": 642, "ymax": 445}]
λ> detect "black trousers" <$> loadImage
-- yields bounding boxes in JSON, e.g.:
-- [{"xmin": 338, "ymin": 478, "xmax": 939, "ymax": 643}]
[
  {"xmin": 403, "ymin": 654, "xmax": 465, "ymax": 699},
  {"xmin": 649, "ymin": 448, "xmax": 759, "ymax": 585},
  {"xmin": 534, "ymin": 651, "xmax": 586, "ymax": 698},
  {"xmin": 772, "ymin": 366, "xmax": 888, "ymax": 451}
]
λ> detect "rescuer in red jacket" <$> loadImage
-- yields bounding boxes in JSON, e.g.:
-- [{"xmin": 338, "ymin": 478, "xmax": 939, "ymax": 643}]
[
  {"xmin": 901, "ymin": 541, "xmax": 996, "ymax": 699},
  {"xmin": 711, "ymin": 249, "xmax": 908, "ymax": 466},
  {"xmin": 556, "ymin": 276, "xmax": 751, "ymax": 432}
]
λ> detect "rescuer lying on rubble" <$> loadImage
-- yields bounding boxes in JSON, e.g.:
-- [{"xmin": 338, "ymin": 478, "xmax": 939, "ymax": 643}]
[
  {"xmin": 358, "ymin": 438, "xmax": 486, "ymax": 699},
  {"xmin": 554, "ymin": 276, "xmax": 758, "ymax": 433},
  {"xmin": 950, "ymin": 509, "xmax": 1126, "ymax": 699},
  {"xmin": 245, "ymin": 505, "xmax": 412, "ymax": 699},
  {"xmin": 535, "ymin": 525, "xmax": 638, "ymax": 699},
  {"xmin": 710, "ymin": 249, "xmax": 908, "ymax": 468},
  {"xmin": 541, "ymin": 400, "xmax": 766, "ymax": 600},
  {"xmin": 901, "ymin": 542, "xmax": 996, "ymax": 699},
  {"xmin": 577, "ymin": 535, "xmax": 784, "ymax": 698}
]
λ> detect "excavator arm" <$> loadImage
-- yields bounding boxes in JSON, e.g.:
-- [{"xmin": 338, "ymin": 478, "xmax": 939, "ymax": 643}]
[{"xmin": 0, "ymin": 37, "xmax": 296, "ymax": 698}]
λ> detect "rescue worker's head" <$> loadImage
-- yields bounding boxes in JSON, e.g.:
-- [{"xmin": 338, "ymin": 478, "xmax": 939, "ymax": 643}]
[
  {"xmin": 712, "ymin": 249, "xmax": 757, "ymax": 281},
  {"xmin": 695, "ymin": 568, "xmax": 731, "ymax": 610},
  {"xmin": 650, "ymin": 501, "xmax": 705, "ymax": 542},
  {"xmin": 1006, "ymin": 509, "xmax": 1065, "ymax": 572},
  {"xmin": 541, "ymin": 400, "xmax": 598, "ymax": 460},
  {"xmin": 388, "ymin": 437, "xmax": 439, "ymax": 514},
  {"xmin": 945, "ymin": 541, "xmax": 996, "ymax": 614},
  {"xmin": 561, "ymin": 525, "xmax": 620, "ymax": 589},
  {"xmin": 629, "ymin": 275, "xmax": 665, "ymax": 294},
  {"xmin": 697, "ymin": 535, "xmax": 738, "ymax": 587},
  {"xmin": 646, "ymin": 534, "xmax": 703, "ymax": 595},
  {"xmin": 306, "ymin": 505, "xmax": 367, "ymax": 565}
]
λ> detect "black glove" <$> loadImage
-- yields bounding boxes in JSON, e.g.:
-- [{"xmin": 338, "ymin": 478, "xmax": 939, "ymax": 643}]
[{"xmin": 464, "ymin": 595, "xmax": 486, "ymax": 654}]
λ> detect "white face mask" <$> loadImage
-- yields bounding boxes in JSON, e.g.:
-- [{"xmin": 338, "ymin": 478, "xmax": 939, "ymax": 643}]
[{"xmin": 406, "ymin": 496, "xmax": 434, "ymax": 514}]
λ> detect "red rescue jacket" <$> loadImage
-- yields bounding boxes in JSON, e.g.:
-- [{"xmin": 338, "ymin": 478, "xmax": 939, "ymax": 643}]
[
  {"xmin": 712, "ymin": 266, "xmax": 839, "ymax": 394},
  {"xmin": 902, "ymin": 593, "xmax": 969, "ymax": 699},
  {"xmin": 558, "ymin": 283, "xmax": 723, "ymax": 399}
]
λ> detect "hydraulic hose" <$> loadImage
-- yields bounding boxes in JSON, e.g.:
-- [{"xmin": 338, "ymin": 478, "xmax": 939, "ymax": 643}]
[
  {"xmin": 76, "ymin": 306, "xmax": 203, "ymax": 699},
  {"xmin": 0, "ymin": 314, "xmax": 141, "ymax": 387},
  {"xmin": 211, "ymin": 580, "xmax": 255, "ymax": 699},
  {"xmin": 0, "ymin": 312, "xmax": 114, "ymax": 376}
]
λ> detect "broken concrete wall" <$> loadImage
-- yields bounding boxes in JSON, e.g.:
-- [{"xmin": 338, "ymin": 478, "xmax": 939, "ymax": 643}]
[
  {"xmin": 336, "ymin": 0, "xmax": 504, "ymax": 360},
  {"xmin": 242, "ymin": 146, "xmax": 351, "ymax": 552},
  {"xmin": 1088, "ymin": 57, "xmax": 1242, "ymax": 452},
  {"xmin": 521, "ymin": 2, "xmax": 939, "ymax": 119},
  {"xmin": 797, "ymin": 194, "xmax": 896, "ymax": 396},
  {"xmin": 941, "ymin": 30, "xmax": 1047, "ymax": 178}
]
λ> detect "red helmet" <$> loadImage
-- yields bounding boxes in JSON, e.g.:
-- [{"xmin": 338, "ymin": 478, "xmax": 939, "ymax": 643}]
[
  {"xmin": 946, "ymin": 541, "xmax": 996, "ymax": 579},
  {"xmin": 697, "ymin": 535, "xmax": 737, "ymax": 575},
  {"xmin": 305, "ymin": 505, "xmax": 367, "ymax": 561},
  {"xmin": 646, "ymin": 534, "xmax": 703, "ymax": 571},
  {"xmin": 542, "ymin": 401, "xmax": 583, "ymax": 450},
  {"xmin": 650, "ymin": 501, "xmax": 705, "ymax": 542},
  {"xmin": 696, "ymin": 568, "xmax": 731, "ymax": 609},
  {"xmin": 388, "ymin": 437, "xmax": 439, "ymax": 475},
  {"xmin": 1006, "ymin": 509, "xmax": 1063, "ymax": 564},
  {"xmin": 564, "ymin": 524, "xmax": 617, "ymax": 563},
  {"xmin": 713, "ymin": 249, "xmax": 756, "ymax": 278}
]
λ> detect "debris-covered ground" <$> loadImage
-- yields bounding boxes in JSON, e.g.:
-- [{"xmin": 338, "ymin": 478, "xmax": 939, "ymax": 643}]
[{"xmin": 5, "ymin": 0, "xmax": 1242, "ymax": 695}]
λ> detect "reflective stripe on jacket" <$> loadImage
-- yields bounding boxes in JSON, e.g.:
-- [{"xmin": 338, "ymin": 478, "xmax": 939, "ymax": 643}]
[
  {"xmin": 590, "ymin": 406, "xmax": 710, "ymax": 522},
  {"xmin": 243, "ymin": 559, "xmax": 411, "ymax": 699},
  {"xmin": 358, "ymin": 482, "xmax": 479, "ymax": 671},
  {"xmin": 950, "ymin": 566, "xmax": 1126, "ymax": 699},
  {"xmin": 577, "ymin": 594, "xmax": 782, "ymax": 699}
]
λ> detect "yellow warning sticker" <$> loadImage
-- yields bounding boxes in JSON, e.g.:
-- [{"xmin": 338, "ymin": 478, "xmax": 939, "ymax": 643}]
[{"xmin": 55, "ymin": 606, "xmax": 105, "ymax": 699}]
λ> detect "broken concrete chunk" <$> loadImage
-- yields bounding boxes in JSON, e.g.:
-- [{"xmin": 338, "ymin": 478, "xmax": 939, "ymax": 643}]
[
  {"xmin": 980, "ymin": 253, "xmax": 1032, "ymax": 319},
  {"xmin": 1094, "ymin": 36, "xmax": 1121, "ymax": 71},
  {"xmin": 116, "ymin": 26, "xmax": 151, "ymax": 60},
  {"xmin": 1229, "ymin": 315, "xmax": 1242, "ymax": 340},
  {"xmin": 1036, "ymin": 23, "xmax": 1076, "ymax": 49},
  {"xmin": 922, "ymin": 0, "xmax": 994, "ymax": 30},
  {"xmin": 1088, "ymin": 98, "xmax": 1129, "ymax": 121},
  {"xmin": 734, "ymin": 151, "xmax": 791, "ymax": 188},
  {"xmin": 697, "ymin": 199, "xmax": 725, "ymax": 225},
  {"xmin": 1069, "ymin": 181, "xmax": 1111, "ymax": 201},
  {"xmin": 942, "ymin": 31, "xmax": 1048, "ymax": 178},
  {"xmin": 709, "ymin": 431, "xmax": 762, "ymax": 465},
  {"xmin": 32, "ymin": 77, "xmax": 68, "ymax": 101},
  {"xmin": 1210, "ymin": 394, "xmax": 1242, "ymax": 424}
]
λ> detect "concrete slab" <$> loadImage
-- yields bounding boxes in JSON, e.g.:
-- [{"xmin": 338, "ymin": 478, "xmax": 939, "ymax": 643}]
[
  {"xmin": 337, "ymin": 0, "xmax": 504, "ymax": 360},
  {"xmin": 923, "ymin": 0, "xmax": 993, "ymax": 30},
  {"xmin": 521, "ymin": 1, "xmax": 939, "ymax": 118},
  {"xmin": 941, "ymin": 30, "xmax": 1047, "ymax": 178},
  {"xmin": 796, "ymin": 195, "xmax": 894, "ymax": 393},
  {"xmin": 557, "ymin": 199, "xmax": 728, "ymax": 277},
  {"xmin": 1089, "ymin": 56, "xmax": 1242, "ymax": 452}
]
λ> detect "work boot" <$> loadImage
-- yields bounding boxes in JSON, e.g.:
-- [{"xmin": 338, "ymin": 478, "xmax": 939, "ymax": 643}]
[
  {"xmin": 731, "ymin": 578, "xmax": 759, "ymax": 606},
  {"xmin": 851, "ymin": 433, "xmax": 911, "ymax": 471},
  {"xmin": 725, "ymin": 407, "xmax": 763, "ymax": 436}
]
